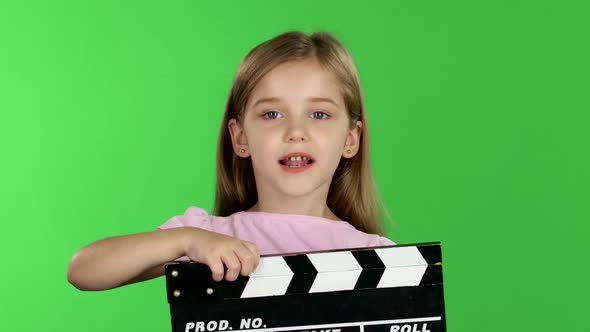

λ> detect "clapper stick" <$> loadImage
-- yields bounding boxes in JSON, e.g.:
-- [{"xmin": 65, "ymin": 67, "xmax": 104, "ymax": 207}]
[{"xmin": 165, "ymin": 242, "xmax": 446, "ymax": 332}]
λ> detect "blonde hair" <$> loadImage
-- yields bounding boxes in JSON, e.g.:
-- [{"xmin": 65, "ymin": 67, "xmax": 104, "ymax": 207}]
[{"xmin": 214, "ymin": 30, "xmax": 391, "ymax": 235}]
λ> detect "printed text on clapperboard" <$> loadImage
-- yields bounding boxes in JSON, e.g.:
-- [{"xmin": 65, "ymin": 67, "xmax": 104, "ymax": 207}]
[{"xmin": 183, "ymin": 318, "xmax": 432, "ymax": 332}]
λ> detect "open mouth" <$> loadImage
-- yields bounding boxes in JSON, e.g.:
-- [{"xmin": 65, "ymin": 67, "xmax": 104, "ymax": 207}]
[{"xmin": 278, "ymin": 153, "xmax": 315, "ymax": 168}]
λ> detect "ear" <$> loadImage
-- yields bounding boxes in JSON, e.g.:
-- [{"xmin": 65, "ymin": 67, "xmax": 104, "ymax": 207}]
[
  {"xmin": 343, "ymin": 121, "xmax": 362, "ymax": 158},
  {"xmin": 228, "ymin": 118, "xmax": 250, "ymax": 158}
]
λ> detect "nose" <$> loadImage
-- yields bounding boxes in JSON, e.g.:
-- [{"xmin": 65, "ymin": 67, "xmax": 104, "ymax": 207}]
[
  {"xmin": 288, "ymin": 136, "xmax": 306, "ymax": 142},
  {"xmin": 284, "ymin": 119, "xmax": 308, "ymax": 143}
]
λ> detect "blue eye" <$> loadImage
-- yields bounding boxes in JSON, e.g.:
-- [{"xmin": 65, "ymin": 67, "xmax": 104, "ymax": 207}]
[
  {"xmin": 262, "ymin": 111, "xmax": 282, "ymax": 119},
  {"xmin": 311, "ymin": 111, "xmax": 330, "ymax": 119}
]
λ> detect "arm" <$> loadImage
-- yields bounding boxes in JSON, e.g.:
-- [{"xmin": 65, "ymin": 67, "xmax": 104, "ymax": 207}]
[
  {"xmin": 67, "ymin": 227, "xmax": 190, "ymax": 291},
  {"xmin": 67, "ymin": 225, "xmax": 261, "ymax": 291}
]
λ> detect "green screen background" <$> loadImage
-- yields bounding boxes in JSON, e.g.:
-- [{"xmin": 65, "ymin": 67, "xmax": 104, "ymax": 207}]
[{"xmin": 1, "ymin": 0, "xmax": 588, "ymax": 331}]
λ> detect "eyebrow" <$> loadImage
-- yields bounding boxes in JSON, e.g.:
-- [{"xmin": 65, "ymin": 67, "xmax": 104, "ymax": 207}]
[{"xmin": 252, "ymin": 97, "xmax": 339, "ymax": 108}]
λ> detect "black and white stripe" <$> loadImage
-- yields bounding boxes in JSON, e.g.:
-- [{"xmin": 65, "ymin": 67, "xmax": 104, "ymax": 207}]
[
  {"xmin": 165, "ymin": 242, "xmax": 442, "ymax": 301},
  {"xmin": 164, "ymin": 242, "xmax": 446, "ymax": 332}
]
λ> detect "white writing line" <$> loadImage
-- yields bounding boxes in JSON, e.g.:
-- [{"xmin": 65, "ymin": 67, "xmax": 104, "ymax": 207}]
[{"xmin": 233, "ymin": 317, "xmax": 442, "ymax": 332}]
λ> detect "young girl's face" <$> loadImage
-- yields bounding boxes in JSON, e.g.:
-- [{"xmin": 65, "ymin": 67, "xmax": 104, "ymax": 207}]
[{"xmin": 228, "ymin": 58, "xmax": 361, "ymax": 200}]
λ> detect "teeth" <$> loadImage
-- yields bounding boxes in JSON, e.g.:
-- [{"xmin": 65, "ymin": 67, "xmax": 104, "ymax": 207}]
[
  {"xmin": 281, "ymin": 155, "xmax": 313, "ymax": 168},
  {"xmin": 287, "ymin": 156, "xmax": 309, "ymax": 161}
]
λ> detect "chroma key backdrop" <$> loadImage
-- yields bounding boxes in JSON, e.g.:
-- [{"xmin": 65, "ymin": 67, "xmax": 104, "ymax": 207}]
[{"xmin": 0, "ymin": 1, "xmax": 588, "ymax": 332}]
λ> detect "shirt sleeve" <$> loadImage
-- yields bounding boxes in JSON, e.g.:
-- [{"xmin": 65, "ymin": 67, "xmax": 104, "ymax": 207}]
[
  {"xmin": 157, "ymin": 206, "xmax": 211, "ymax": 262},
  {"xmin": 158, "ymin": 206, "xmax": 210, "ymax": 230}
]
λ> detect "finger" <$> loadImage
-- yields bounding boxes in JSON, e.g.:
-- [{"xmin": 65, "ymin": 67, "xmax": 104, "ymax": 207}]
[
  {"xmin": 221, "ymin": 252, "xmax": 241, "ymax": 282},
  {"xmin": 241, "ymin": 241, "xmax": 261, "ymax": 273},
  {"xmin": 243, "ymin": 241, "xmax": 260, "ymax": 257},
  {"xmin": 235, "ymin": 243, "xmax": 256, "ymax": 276},
  {"xmin": 208, "ymin": 257, "xmax": 225, "ymax": 282}
]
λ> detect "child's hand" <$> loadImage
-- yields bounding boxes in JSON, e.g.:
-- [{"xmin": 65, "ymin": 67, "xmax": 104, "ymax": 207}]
[{"xmin": 183, "ymin": 227, "xmax": 260, "ymax": 282}]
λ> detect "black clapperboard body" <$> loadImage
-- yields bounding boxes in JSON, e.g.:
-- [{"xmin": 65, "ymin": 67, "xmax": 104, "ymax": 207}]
[{"xmin": 165, "ymin": 242, "xmax": 446, "ymax": 332}]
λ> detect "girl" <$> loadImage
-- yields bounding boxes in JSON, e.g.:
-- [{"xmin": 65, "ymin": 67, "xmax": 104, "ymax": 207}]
[{"xmin": 67, "ymin": 30, "xmax": 396, "ymax": 291}]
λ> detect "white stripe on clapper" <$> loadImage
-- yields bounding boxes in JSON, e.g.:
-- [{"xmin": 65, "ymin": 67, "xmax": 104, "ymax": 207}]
[
  {"xmin": 375, "ymin": 247, "xmax": 428, "ymax": 287},
  {"xmin": 306, "ymin": 251, "xmax": 363, "ymax": 293},
  {"xmin": 241, "ymin": 256, "xmax": 293, "ymax": 298}
]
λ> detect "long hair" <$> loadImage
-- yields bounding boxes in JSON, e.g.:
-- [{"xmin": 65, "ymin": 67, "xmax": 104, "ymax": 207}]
[{"xmin": 214, "ymin": 30, "xmax": 392, "ymax": 235}]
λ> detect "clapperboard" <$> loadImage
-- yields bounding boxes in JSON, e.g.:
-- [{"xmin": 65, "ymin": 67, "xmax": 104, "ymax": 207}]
[{"xmin": 164, "ymin": 242, "xmax": 446, "ymax": 332}]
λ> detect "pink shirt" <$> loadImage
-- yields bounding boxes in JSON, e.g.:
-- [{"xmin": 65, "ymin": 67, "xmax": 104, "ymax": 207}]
[{"xmin": 158, "ymin": 206, "xmax": 396, "ymax": 258}]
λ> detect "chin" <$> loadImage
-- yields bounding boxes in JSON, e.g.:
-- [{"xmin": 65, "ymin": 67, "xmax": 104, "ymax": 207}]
[{"xmin": 278, "ymin": 188, "xmax": 315, "ymax": 198}]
